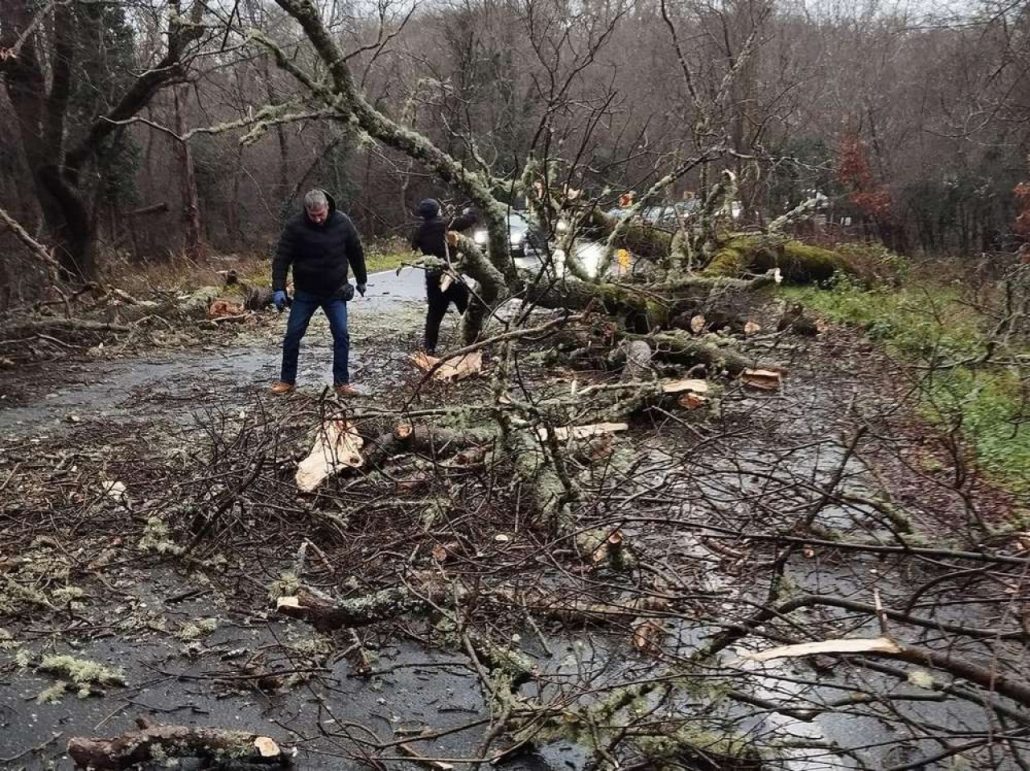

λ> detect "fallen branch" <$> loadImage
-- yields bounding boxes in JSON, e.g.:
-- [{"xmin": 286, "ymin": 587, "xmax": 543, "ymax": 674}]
[{"xmin": 67, "ymin": 717, "xmax": 292, "ymax": 769}]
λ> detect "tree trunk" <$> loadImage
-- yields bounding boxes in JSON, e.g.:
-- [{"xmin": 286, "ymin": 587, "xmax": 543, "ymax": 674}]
[{"xmin": 173, "ymin": 85, "xmax": 203, "ymax": 261}]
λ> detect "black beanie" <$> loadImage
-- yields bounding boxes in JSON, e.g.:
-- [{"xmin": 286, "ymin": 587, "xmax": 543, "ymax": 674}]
[{"xmin": 416, "ymin": 198, "xmax": 441, "ymax": 219}]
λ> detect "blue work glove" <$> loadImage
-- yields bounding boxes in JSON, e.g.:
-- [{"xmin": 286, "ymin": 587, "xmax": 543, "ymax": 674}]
[
  {"xmin": 356, "ymin": 283, "xmax": 366, "ymax": 297},
  {"xmin": 273, "ymin": 290, "xmax": 288, "ymax": 311}
]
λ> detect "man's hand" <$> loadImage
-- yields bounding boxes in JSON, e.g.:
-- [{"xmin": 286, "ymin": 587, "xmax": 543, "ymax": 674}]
[
  {"xmin": 273, "ymin": 290, "xmax": 288, "ymax": 311},
  {"xmin": 356, "ymin": 283, "xmax": 366, "ymax": 297}
]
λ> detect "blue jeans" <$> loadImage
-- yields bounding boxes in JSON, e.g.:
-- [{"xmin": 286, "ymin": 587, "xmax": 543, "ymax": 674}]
[{"xmin": 279, "ymin": 290, "xmax": 350, "ymax": 386}]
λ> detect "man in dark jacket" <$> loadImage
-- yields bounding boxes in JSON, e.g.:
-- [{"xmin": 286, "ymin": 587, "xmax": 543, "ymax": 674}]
[
  {"xmin": 411, "ymin": 198, "xmax": 478, "ymax": 354},
  {"xmin": 270, "ymin": 189, "xmax": 367, "ymax": 396}
]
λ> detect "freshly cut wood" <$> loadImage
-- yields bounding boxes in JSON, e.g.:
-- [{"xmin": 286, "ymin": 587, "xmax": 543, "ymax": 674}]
[
  {"xmin": 741, "ymin": 637, "xmax": 901, "ymax": 663},
  {"xmin": 537, "ymin": 422, "xmax": 629, "ymax": 441},
  {"xmin": 67, "ymin": 717, "xmax": 291, "ymax": 769},
  {"xmin": 741, "ymin": 368, "xmax": 783, "ymax": 391},
  {"xmin": 409, "ymin": 350, "xmax": 484, "ymax": 382},
  {"xmin": 661, "ymin": 378, "xmax": 709, "ymax": 395},
  {"xmin": 295, "ymin": 420, "xmax": 364, "ymax": 492}
]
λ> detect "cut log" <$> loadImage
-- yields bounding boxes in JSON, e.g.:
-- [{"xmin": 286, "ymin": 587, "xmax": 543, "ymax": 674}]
[
  {"xmin": 295, "ymin": 420, "xmax": 364, "ymax": 492},
  {"xmin": 67, "ymin": 717, "xmax": 291, "ymax": 770}
]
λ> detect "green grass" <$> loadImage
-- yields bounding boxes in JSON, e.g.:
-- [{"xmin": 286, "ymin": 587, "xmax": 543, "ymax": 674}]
[
  {"xmin": 783, "ymin": 277, "xmax": 1029, "ymax": 498},
  {"xmin": 364, "ymin": 238, "xmax": 412, "ymax": 274}
]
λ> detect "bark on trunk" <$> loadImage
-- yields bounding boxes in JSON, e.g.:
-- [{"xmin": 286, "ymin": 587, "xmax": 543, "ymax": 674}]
[{"xmin": 172, "ymin": 85, "xmax": 203, "ymax": 260}]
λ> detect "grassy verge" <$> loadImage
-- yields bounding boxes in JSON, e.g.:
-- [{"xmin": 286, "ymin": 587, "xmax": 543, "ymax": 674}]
[
  {"xmin": 109, "ymin": 237, "xmax": 411, "ymax": 295},
  {"xmin": 782, "ymin": 274, "xmax": 1028, "ymax": 499}
]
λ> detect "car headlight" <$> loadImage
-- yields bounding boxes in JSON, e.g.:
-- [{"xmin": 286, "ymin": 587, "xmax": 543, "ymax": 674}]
[
  {"xmin": 510, "ymin": 232, "xmax": 524, "ymax": 245},
  {"xmin": 473, "ymin": 230, "xmax": 488, "ymax": 245}
]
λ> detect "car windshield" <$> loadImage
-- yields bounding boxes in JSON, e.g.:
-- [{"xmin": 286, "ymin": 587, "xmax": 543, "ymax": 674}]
[{"xmin": 506, "ymin": 211, "xmax": 529, "ymax": 234}]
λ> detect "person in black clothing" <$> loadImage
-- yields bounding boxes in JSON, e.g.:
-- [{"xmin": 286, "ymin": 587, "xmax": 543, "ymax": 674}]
[
  {"xmin": 411, "ymin": 198, "xmax": 478, "ymax": 354},
  {"xmin": 270, "ymin": 189, "xmax": 368, "ymax": 396}
]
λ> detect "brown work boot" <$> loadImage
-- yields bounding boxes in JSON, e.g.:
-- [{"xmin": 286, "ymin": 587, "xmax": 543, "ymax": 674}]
[
  {"xmin": 270, "ymin": 381, "xmax": 295, "ymax": 395},
  {"xmin": 334, "ymin": 383, "xmax": 359, "ymax": 397}
]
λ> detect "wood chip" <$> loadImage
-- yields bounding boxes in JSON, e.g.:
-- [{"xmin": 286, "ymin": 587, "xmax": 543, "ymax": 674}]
[
  {"xmin": 741, "ymin": 368, "xmax": 783, "ymax": 391},
  {"xmin": 295, "ymin": 420, "xmax": 364, "ymax": 492},
  {"xmin": 661, "ymin": 378, "xmax": 709, "ymax": 395},
  {"xmin": 537, "ymin": 422, "xmax": 629, "ymax": 441},
  {"xmin": 253, "ymin": 737, "xmax": 280, "ymax": 758}
]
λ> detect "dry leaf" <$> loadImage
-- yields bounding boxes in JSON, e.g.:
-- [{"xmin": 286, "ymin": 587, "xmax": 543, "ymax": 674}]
[
  {"xmin": 678, "ymin": 392, "xmax": 708, "ymax": 410},
  {"xmin": 632, "ymin": 620, "xmax": 665, "ymax": 654},
  {"xmin": 431, "ymin": 543, "xmax": 450, "ymax": 562},
  {"xmin": 295, "ymin": 420, "xmax": 364, "ymax": 492},
  {"xmin": 207, "ymin": 298, "xmax": 244, "ymax": 318}
]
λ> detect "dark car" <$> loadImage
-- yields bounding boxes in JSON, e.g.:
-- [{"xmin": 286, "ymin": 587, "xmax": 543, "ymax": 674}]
[{"xmin": 472, "ymin": 211, "xmax": 546, "ymax": 260}]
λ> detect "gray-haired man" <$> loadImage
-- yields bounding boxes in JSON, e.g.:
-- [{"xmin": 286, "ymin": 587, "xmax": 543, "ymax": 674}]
[{"xmin": 271, "ymin": 189, "xmax": 367, "ymax": 396}]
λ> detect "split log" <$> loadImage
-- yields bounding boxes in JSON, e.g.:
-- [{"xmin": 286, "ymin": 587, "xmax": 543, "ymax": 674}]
[
  {"xmin": 295, "ymin": 420, "xmax": 364, "ymax": 492},
  {"xmin": 67, "ymin": 717, "xmax": 291, "ymax": 769}
]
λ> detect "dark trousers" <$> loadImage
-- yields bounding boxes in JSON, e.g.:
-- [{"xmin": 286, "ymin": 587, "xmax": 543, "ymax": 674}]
[
  {"xmin": 424, "ymin": 272, "xmax": 469, "ymax": 353},
  {"xmin": 280, "ymin": 290, "xmax": 350, "ymax": 386}
]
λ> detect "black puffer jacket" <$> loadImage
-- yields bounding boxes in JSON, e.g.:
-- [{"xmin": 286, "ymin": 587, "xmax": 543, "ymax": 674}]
[
  {"xmin": 272, "ymin": 192, "xmax": 366, "ymax": 297},
  {"xmin": 410, "ymin": 209, "xmax": 479, "ymax": 260}
]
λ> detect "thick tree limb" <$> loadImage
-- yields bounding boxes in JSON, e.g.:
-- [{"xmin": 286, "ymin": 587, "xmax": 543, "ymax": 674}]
[{"xmin": 67, "ymin": 717, "xmax": 291, "ymax": 770}]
